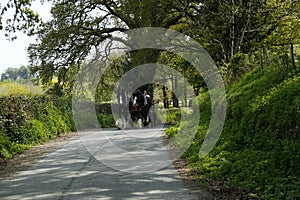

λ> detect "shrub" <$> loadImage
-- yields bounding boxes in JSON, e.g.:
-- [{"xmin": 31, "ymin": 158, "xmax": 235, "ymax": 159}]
[
  {"xmin": 0, "ymin": 95, "xmax": 75, "ymax": 159},
  {"xmin": 36, "ymin": 103, "xmax": 70, "ymax": 136},
  {"xmin": 0, "ymin": 129, "xmax": 13, "ymax": 158},
  {"xmin": 0, "ymin": 81, "xmax": 43, "ymax": 96},
  {"xmin": 97, "ymin": 114, "xmax": 115, "ymax": 128},
  {"xmin": 17, "ymin": 119, "xmax": 48, "ymax": 144}
]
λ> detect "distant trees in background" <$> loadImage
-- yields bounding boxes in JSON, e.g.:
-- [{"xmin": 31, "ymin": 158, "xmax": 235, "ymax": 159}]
[{"xmin": 0, "ymin": 66, "xmax": 31, "ymax": 82}]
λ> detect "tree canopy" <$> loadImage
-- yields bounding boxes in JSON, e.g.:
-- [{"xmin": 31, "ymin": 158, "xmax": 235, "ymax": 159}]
[
  {"xmin": 0, "ymin": 0, "xmax": 42, "ymax": 40},
  {"xmin": 26, "ymin": 0, "xmax": 192, "ymax": 88},
  {"xmin": 1, "ymin": 0, "xmax": 300, "ymax": 91}
]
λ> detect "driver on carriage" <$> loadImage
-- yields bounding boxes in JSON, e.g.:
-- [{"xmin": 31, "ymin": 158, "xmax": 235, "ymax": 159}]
[
  {"xmin": 128, "ymin": 89, "xmax": 153, "ymax": 127},
  {"xmin": 143, "ymin": 90, "xmax": 151, "ymax": 106}
]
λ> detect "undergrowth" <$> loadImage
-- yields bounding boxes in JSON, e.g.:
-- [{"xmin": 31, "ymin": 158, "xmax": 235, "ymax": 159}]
[{"xmin": 166, "ymin": 66, "xmax": 300, "ymax": 199}]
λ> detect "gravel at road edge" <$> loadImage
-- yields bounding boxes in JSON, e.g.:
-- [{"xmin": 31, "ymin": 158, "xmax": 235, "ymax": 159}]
[{"xmin": 0, "ymin": 132, "xmax": 79, "ymax": 181}]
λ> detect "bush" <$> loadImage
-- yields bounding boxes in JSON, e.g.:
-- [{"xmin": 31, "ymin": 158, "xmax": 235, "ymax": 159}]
[
  {"xmin": 17, "ymin": 119, "xmax": 48, "ymax": 144},
  {"xmin": 0, "ymin": 129, "xmax": 13, "ymax": 158},
  {"xmin": 0, "ymin": 81, "xmax": 43, "ymax": 96},
  {"xmin": 0, "ymin": 95, "xmax": 75, "ymax": 159},
  {"xmin": 36, "ymin": 103, "xmax": 70, "ymax": 136},
  {"xmin": 97, "ymin": 114, "xmax": 115, "ymax": 128}
]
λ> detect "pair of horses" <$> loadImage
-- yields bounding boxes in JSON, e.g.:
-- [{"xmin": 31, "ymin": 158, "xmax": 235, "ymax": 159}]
[
  {"xmin": 116, "ymin": 90, "xmax": 154, "ymax": 129},
  {"xmin": 129, "ymin": 90, "xmax": 153, "ymax": 127}
]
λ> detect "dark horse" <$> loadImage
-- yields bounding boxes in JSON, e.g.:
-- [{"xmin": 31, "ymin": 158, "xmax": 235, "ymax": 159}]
[{"xmin": 129, "ymin": 90, "xmax": 152, "ymax": 127}]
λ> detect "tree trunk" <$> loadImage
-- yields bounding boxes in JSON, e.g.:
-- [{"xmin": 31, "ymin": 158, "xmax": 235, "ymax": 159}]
[
  {"xmin": 162, "ymin": 86, "xmax": 169, "ymax": 109},
  {"xmin": 264, "ymin": 47, "xmax": 270, "ymax": 65},
  {"xmin": 229, "ymin": 0, "xmax": 235, "ymax": 59},
  {"xmin": 183, "ymin": 76, "xmax": 187, "ymax": 107},
  {"xmin": 290, "ymin": 43, "xmax": 296, "ymax": 69},
  {"xmin": 259, "ymin": 48, "xmax": 264, "ymax": 70},
  {"xmin": 172, "ymin": 74, "xmax": 179, "ymax": 108}
]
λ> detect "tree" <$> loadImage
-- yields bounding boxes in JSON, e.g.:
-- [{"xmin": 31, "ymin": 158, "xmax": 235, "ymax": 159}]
[
  {"xmin": 19, "ymin": 66, "xmax": 29, "ymax": 79},
  {"xmin": 27, "ymin": 0, "xmax": 191, "ymax": 90},
  {"xmin": 1, "ymin": 0, "xmax": 214, "ymax": 93},
  {"xmin": 0, "ymin": 66, "xmax": 30, "ymax": 81},
  {"xmin": 261, "ymin": 0, "xmax": 300, "ymax": 69},
  {"xmin": 0, "ymin": 0, "xmax": 42, "ymax": 40},
  {"xmin": 6, "ymin": 0, "xmax": 299, "ymax": 89},
  {"xmin": 179, "ymin": 0, "xmax": 300, "ymax": 73}
]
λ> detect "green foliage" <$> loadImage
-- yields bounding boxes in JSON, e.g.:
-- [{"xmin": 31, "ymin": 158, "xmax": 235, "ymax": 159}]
[
  {"xmin": 165, "ymin": 108, "xmax": 181, "ymax": 124},
  {"xmin": 156, "ymin": 108, "xmax": 181, "ymax": 125},
  {"xmin": 158, "ymin": 52, "xmax": 206, "ymax": 95},
  {"xmin": 168, "ymin": 66, "xmax": 300, "ymax": 199},
  {"xmin": 221, "ymin": 53, "xmax": 256, "ymax": 84},
  {"xmin": 0, "ymin": 82, "xmax": 30, "ymax": 96},
  {"xmin": 0, "ymin": 0, "xmax": 41, "ymax": 39},
  {"xmin": 0, "ymin": 81, "xmax": 43, "ymax": 96},
  {"xmin": 3, "ymin": 0, "xmax": 300, "ymax": 90},
  {"xmin": 0, "ymin": 129, "xmax": 13, "ymax": 158},
  {"xmin": 75, "ymin": 113, "xmax": 119, "ymax": 130},
  {"xmin": 165, "ymin": 125, "xmax": 179, "ymax": 138},
  {"xmin": 26, "ymin": 0, "xmax": 197, "ymax": 88},
  {"xmin": 16, "ymin": 119, "xmax": 48, "ymax": 144},
  {"xmin": 0, "ymin": 95, "xmax": 75, "ymax": 159},
  {"xmin": 36, "ymin": 103, "xmax": 70, "ymax": 136},
  {"xmin": 97, "ymin": 114, "xmax": 115, "ymax": 128}
]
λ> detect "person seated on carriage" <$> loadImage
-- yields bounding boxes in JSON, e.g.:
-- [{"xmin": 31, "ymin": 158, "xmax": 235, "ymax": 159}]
[
  {"xmin": 143, "ymin": 90, "xmax": 152, "ymax": 107},
  {"xmin": 128, "ymin": 90, "xmax": 154, "ymax": 127},
  {"xmin": 144, "ymin": 90, "xmax": 150, "ymax": 98}
]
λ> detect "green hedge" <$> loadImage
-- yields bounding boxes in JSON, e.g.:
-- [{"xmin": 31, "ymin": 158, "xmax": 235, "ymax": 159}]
[
  {"xmin": 97, "ymin": 114, "xmax": 115, "ymax": 128},
  {"xmin": 0, "ymin": 95, "xmax": 75, "ymax": 158},
  {"xmin": 166, "ymin": 66, "xmax": 300, "ymax": 199}
]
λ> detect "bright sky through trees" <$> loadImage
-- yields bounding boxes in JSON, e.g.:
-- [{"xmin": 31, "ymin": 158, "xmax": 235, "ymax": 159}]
[{"xmin": 0, "ymin": 1, "xmax": 51, "ymax": 75}]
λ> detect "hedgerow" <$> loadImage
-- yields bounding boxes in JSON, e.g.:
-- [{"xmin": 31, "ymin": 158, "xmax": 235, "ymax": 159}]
[
  {"xmin": 0, "ymin": 95, "xmax": 75, "ymax": 158},
  {"xmin": 97, "ymin": 114, "xmax": 115, "ymax": 128}
]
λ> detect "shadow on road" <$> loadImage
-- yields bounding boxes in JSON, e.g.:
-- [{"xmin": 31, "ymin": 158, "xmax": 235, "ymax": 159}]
[{"xmin": 0, "ymin": 129, "xmax": 212, "ymax": 199}]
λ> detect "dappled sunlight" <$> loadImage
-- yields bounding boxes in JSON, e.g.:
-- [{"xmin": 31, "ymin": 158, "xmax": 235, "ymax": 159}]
[{"xmin": 0, "ymin": 129, "xmax": 205, "ymax": 199}]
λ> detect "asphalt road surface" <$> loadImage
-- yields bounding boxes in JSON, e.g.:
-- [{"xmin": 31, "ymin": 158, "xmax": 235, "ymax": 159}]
[{"xmin": 0, "ymin": 128, "xmax": 212, "ymax": 199}]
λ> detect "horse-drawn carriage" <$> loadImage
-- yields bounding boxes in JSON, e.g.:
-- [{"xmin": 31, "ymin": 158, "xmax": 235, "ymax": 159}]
[
  {"xmin": 115, "ymin": 90, "xmax": 155, "ymax": 129},
  {"xmin": 129, "ymin": 90, "xmax": 153, "ymax": 127}
]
